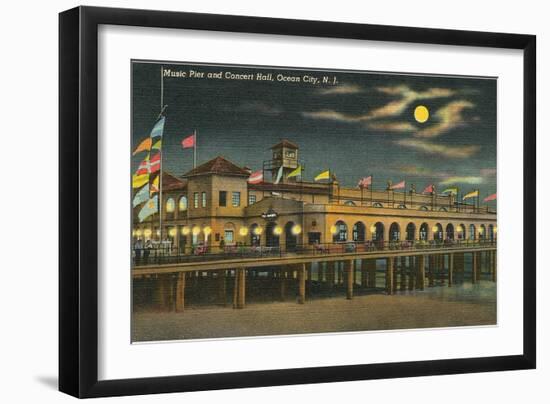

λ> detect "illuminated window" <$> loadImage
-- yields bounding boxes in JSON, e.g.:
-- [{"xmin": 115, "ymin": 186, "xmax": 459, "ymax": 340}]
[
  {"xmin": 165, "ymin": 198, "xmax": 175, "ymax": 213},
  {"xmin": 193, "ymin": 192, "xmax": 199, "ymax": 208},
  {"xmin": 202, "ymin": 192, "xmax": 207, "ymax": 207},
  {"xmin": 248, "ymin": 194, "xmax": 256, "ymax": 205},
  {"xmin": 232, "ymin": 192, "xmax": 240, "ymax": 207},
  {"xmin": 178, "ymin": 196, "xmax": 187, "ymax": 211}
]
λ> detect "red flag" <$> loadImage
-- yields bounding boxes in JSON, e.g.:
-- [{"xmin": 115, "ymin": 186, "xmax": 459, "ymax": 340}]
[
  {"xmin": 149, "ymin": 153, "xmax": 161, "ymax": 173},
  {"xmin": 247, "ymin": 170, "xmax": 263, "ymax": 184},
  {"xmin": 423, "ymin": 184, "xmax": 434, "ymax": 194},
  {"xmin": 390, "ymin": 180, "xmax": 405, "ymax": 190},
  {"xmin": 181, "ymin": 134, "xmax": 196, "ymax": 149},
  {"xmin": 135, "ymin": 158, "xmax": 150, "ymax": 175},
  {"xmin": 483, "ymin": 193, "xmax": 497, "ymax": 202},
  {"xmin": 357, "ymin": 176, "xmax": 372, "ymax": 188}
]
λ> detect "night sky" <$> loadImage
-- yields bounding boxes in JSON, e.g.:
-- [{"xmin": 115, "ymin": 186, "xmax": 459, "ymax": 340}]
[{"xmin": 132, "ymin": 61, "xmax": 496, "ymax": 204}]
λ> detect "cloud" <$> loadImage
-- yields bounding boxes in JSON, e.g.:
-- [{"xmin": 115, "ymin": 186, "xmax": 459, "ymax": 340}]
[
  {"xmin": 301, "ymin": 110, "xmax": 363, "ymax": 123},
  {"xmin": 480, "ymin": 168, "xmax": 497, "ymax": 177},
  {"xmin": 235, "ymin": 101, "xmax": 282, "ymax": 116},
  {"xmin": 366, "ymin": 122, "xmax": 417, "ymax": 133},
  {"xmin": 302, "ymin": 85, "xmax": 455, "ymax": 123},
  {"xmin": 318, "ymin": 84, "xmax": 363, "ymax": 95},
  {"xmin": 440, "ymin": 176, "xmax": 484, "ymax": 185},
  {"xmin": 415, "ymin": 100, "xmax": 474, "ymax": 138},
  {"xmin": 395, "ymin": 138, "xmax": 481, "ymax": 159}
]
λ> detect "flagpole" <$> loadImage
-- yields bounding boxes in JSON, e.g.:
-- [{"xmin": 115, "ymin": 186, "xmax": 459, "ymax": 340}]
[
  {"xmin": 370, "ymin": 175, "xmax": 373, "ymax": 207},
  {"xmin": 193, "ymin": 129, "xmax": 197, "ymax": 168}
]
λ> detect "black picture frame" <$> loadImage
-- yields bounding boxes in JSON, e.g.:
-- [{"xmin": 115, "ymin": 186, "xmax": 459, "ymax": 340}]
[{"xmin": 59, "ymin": 6, "xmax": 536, "ymax": 398}]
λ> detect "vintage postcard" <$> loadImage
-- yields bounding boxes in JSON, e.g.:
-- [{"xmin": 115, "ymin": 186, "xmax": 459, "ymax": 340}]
[{"xmin": 131, "ymin": 61, "xmax": 497, "ymax": 342}]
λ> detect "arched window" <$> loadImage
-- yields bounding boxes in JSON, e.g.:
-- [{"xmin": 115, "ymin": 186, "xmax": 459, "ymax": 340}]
[
  {"xmin": 178, "ymin": 195, "xmax": 188, "ymax": 211},
  {"xmin": 406, "ymin": 223, "xmax": 416, "ymax": 241},
  {"xmin": 457, "ymin": 224, "xmax": 466, "ymax": 240},
  {"xmin": 469, "ymin": 224, "xmax": 476, "ymax": 240},
  {"xmin": 389, "ymin": 223, "xmax": 400, "ymax": 241},
  {"xmin": 352, "ymin": 222, "xmax": 366, "ymax": 242},
  {"xmin": 344, "ymin": 200, "xmax": 356, "ymax": 206},
  {"xmin": 165, "ymin": 197, "xmax": 175, "ymax": 213},
  {"xmin": 433, "ymin": 223, "xmax": 443, "ymax": 241},
  {"xmin": 445, "ymin": 223, "xmax": 454, "ymax": 240},
  {"xmin": 371, "ymin": 222, "xmax": 385, "ymax": 242},
  {"xmin": 439, "ymin": 207, "xmax": 448, "ymax": 212},
  {"xmin": 420, "ymin": 205, "xmax": 428, "ymax": 211},
  {"xmin": 285, "ymin": 221, "xmax": 299, "ymax": 251},
  {"xmin": 250, "ymin": 223, "xmax": 262, "ymax": 246},
  {"xmin": 373, "ymin": 202, "xmax": 383, "ymax": 208},
  {"xmin": 488, "ymin": 224, "xmax": 495, "ymax": 242},
  {"xmin": 397, "ymin": 204, "xmax": 407, "ymax": 209},
  {"xmin": 265, "ymin": 222, "xmax": 280, "ymax": 247},
  {"xmin": 333, "ymin": 220, "xmax": 347, "ymax": 242},
  {"xmin": 479, "ymin": 224, "xmax": 486, "ymax": 240},
  {"xmin": 419, "ymin": 223, "xmax": 429, "ymax": 241}
]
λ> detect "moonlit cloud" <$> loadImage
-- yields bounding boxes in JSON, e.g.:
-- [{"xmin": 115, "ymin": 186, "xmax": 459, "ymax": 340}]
[
  {"xmin": 395, "ymin": 138, "xmax": 481, "ymax": 159},
  {"xmin": 301, "ymin": 110, "xmax": 363, "ymax": 123},
  {"xmin": 440, "ymin": 176, "xmax": 484, "ymax": 185},
  {"xmin": 415, "ymin": 100, "xmax": 474, "ymax": 138},
  {"xmin": 302, "ymin": 85, "xmax": 455, "ymax": 123},
  {"xmin": 480, "ymin": 168, "xmax": 497, "ymax": 177},
  {"xmin": 367, "ymin": 122, "xmax": 417, "ymax": 132},
  {"xmin": 318, "ymin": 84, "xmax": 363, "ymax": 95}
]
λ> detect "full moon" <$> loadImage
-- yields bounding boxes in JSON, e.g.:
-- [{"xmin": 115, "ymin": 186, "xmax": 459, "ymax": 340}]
[{"xmin": 414, "ymin": 105, "xmax": 429, "ymax": 123}]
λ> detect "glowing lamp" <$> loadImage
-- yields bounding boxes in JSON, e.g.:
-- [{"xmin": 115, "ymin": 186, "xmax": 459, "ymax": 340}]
[
  {"xmin": 273, "ymin": 225, "xmax": 283, "ymax": 236},
  {"xmin": 432, "ymin": 226, "xmax": 439, "ymax": 233},
  {"xmin": 203, "ymin": 226, "xmax": 212, "ymax": 236},
  {"xmin": 181, "ymin": 226, "xmax": 190, "ymax": 235},
  {"xmin": 143, "ymin": 229, "xmax": 152, "ymax": 237},
  {"xmin": 369, "ymin": 225, "xmax": 376, "ymax": 233},
  {"xmin": 239, "ymin": 227, "xmax": 249, "ymax": 237},
  {"xmin": 156, "ymin": 229, "xmax": 161, "ymax": 236},
  {"xmin": 253, "ymin": 226, "xmax": 263, "ymax": 236},
  {"xmin": 331, "ymin": 225, "xmax": 339, "ymax": 235},
  {"xmin": 192, "ymin": 226, "xmax": 201, "ymax": 236},
  {"xmin": 493, "ymin": 226, "xmax": 498, "ymax": 233},
  {"xmin": 291, "ymin": 224, "xmax": 302, "ymax": 235},
  {"xmin": 135, "ymin": 229, "xmax": 142, "ymax": 237},
  {"xmin": 168, "ymin": 228, "xmax": 177, "ymax": 237}
]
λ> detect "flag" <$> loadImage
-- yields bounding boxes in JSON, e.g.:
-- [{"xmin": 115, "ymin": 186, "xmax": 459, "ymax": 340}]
[
  {"xmin": 149, "ymin": 153, "xmax": 161, "ymax": 173},
  {"xmin": 274, "ymin": 166, "xmax": 283, "ymax": 184},
  {"xmin": 152, "ymin": 139, "xmax": 162, "ymax": 150},
  {"xmin": 132, "ymin": 173, "xmax": 149, "ymax": 189},
  {"xmin": 287, "ymin": 165, "xmax": 302, "ymax": 179},
  {"xmin": 133, "ymin": 184, "xmax": 150, "ymax": 207},
  {"xmin": 182, "ymin": 133, "xmax": 196, "ymax": 148},
  {"xmin": 463, "ymin": 190, "xmax": 479, "ymax": 200},
  {"xmin": 138, "ymin": 195, "xmax": 158, "ymax": 222},
  {"xmin": 314, "ymin": 170, "xmax": 330, "ymax": 181},
  {"xmin": 357, "ymin": 176, "xmax": 372, "ymax": 188},
  {"xmin": 390, "ymin": 180, "xmax": 405, "ymax": 190},
  {"xmin": 247, "ymin": 170, "xmax": 263, "ymax": 184},
  {"xmin": 132, "ymin": 138, "xmax": 152, "ymax": 155},
  {"xmin": 150, "ymin": 117, "xmax": 165, "ymax": 138},
  {"xmin": 483, "ymin": 193, "xmax": 497, "ymax": 202},
  {"xmin": 150, "ymin": 175, "xmax": 160, "ymax": 194},
  {"xmin": 135, "ymin": 155, "xmax": 150, "ymax": 175},
  {"xmin": 423, "ymin": 184, "xmax": 434, "ymax": 194},
  {"xmin": 442, "ymin": 187, "xmax": 459, "ymax": 195}
]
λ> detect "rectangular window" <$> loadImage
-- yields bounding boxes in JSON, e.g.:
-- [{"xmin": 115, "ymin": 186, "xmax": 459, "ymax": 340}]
[
  {"xmin": 193, "ymin": 192, "xmax": 199, "ymax": 208},
  {"xmin": 248, "ymin": 194, "xmax": 256, "ymax": 206},
  {"xmin": 224, "ymin": 230, "xmax": 234, "ymax": 243},
  {"xmin": 202, "ymin": 191, "xmax": 207, "ymax": 207},
  {"xmin": 219, "ymin": 191, "xmax": 227, "ymax": 207},
  {"xmin": 232, "ymin": 192, "xmax": 240, "ymax": 207}
]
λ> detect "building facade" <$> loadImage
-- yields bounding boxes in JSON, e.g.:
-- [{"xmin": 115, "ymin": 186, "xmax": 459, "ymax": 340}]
[{"xmin": 133, "ymin": 140, "xmax": 497, "ymax": 253}]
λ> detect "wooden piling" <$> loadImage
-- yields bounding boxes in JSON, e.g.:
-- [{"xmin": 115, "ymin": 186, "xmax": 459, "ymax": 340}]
[
  {"xmin": 346, "ymin": 260, "xmax": 354, "ymax": 300},
  {"xmin": 418, "ymin": 255, "xmax": 425, "ymax": 290},
  {"xmin": 448, "ymin": 253, "xmax": 454, "ymax": 287},
  {"xmin": 175, "ymin": 272, "xmax": 186, "ymax": 312},
  {"xmin": 298, "ymin": 263, "xmax": 306, "ymax": 304},
  {"xmin": 386, "ymin": 257, "xmax": 394, "ymax": 295}
]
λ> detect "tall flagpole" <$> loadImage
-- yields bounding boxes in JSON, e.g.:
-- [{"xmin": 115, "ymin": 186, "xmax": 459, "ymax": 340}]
[{"xmin": 194, "ymin": 129, "xmax": 197, "ymax": 168}]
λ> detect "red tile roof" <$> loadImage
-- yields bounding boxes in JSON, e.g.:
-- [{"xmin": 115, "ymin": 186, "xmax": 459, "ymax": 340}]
[
  {"xmin": 162, "ymin": 172, "xmax": 187, "ymax": 191},
  {"xmin": 271, "ymin": 139, "xmax": 299, "ymax": 150},
  {"xmin": 182, "ymin": 156, "xmax": 250, "ymax": 177}
]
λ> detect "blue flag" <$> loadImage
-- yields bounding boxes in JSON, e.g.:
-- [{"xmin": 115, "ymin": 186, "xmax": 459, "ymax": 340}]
[
  {"xmin": 133, "ymin": 184, "xmax": 150, "ymax": 208},
  {"xmin": 150, "ymin": 117, "xmax": 165, "ymax": 138},
  {"xmin": 138, "ymin": 195, "xmax": 158, "ymax": 222}
]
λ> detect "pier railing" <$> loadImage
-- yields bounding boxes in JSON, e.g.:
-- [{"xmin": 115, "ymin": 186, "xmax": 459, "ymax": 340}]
[{"xmin": 133, "ymin": 239, "xmax": 496, "ymax": 266}]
